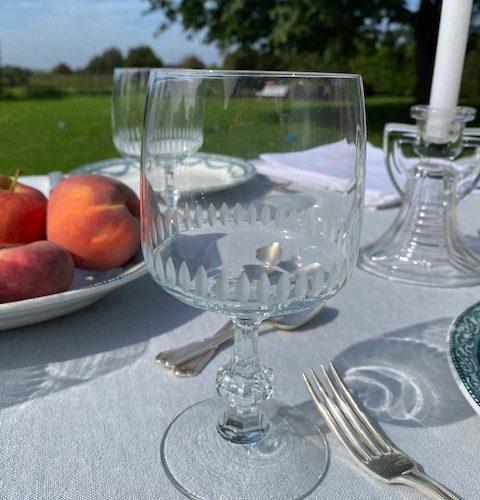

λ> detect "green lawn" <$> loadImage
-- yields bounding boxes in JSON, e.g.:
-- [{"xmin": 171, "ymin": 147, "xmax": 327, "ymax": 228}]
[
  {"xmin": 365, "ymin": 96, "xmax": 414, "ymax": 145},
  {"xmin": 0, "ymin": 95, "xmax": 117, "ymax": 176},
  {"xmin": 1, "ymin": 94, "xmax": 479, "ymax": 177},
  {"xmin": 200, "ymin": 97, "xmax": 351, "ymax": 158}
]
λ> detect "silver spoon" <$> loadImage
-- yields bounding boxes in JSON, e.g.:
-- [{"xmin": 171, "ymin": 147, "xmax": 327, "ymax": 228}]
[
  {"xmin": 156, "ymin": 241, "xmax": 326, "ymax": 376},
  {"xmin": 256, "ymin": 242, "xmax": 282, "ymax": 265},
  {"xmin": 156, "ymin": 261, "xmax": 324, "ymax": 369},
  {"xmin": 166, "ymin": 302, "xmax": 326, "ymax": 377}
]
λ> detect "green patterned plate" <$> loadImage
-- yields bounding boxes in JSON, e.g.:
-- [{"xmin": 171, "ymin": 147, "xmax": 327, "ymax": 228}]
[{"xmin": 448, "ymin": 301, "xmax": 480, "ymax": 415}]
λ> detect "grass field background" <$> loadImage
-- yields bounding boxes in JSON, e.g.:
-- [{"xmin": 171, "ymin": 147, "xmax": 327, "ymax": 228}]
[
  {"xmin": 1, "ymin": 93, "xmax": 479, "ymax": 177},
  {"xmin": 0, "ymin": 96, "xmax": 116, "ymax": 176}
]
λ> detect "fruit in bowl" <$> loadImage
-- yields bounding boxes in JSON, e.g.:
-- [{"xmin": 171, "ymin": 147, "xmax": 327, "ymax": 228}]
[
  {"xmin": 47, "ymin": 174, "xmax": 140, "ymax": 271},
  {"xmin": 0, "ymin": 241, "xmax": 75, "ymax": 303},
  {"xmin": 0, "ymin": 173, "xmax": 47, "ymax": 244}
]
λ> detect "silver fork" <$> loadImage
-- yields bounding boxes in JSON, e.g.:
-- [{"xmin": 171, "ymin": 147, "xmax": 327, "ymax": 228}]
[{"xmin": 303, "ymin": 364, "xmax": 459, "ymax": 500}]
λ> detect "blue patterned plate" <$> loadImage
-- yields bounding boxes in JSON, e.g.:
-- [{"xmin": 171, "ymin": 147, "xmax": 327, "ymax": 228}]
[
  {"xmin": 71, "ymin": 153, "xmax": 257, "ymax": 196},
  {"xmin": 448, "ymin": 301, "xmax": 480, "ymax": 415}
]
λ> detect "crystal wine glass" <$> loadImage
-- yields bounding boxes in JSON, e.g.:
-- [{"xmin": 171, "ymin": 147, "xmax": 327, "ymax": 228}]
[
  {"xmin": 141, "ymin": 69, "xmax": 366, "ymax": 499},
  {"xmin": 111, "ymin": 67, "xmax": 150, "ymax": 165}
]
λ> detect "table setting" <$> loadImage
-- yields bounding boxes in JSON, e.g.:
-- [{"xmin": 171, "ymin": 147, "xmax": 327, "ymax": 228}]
[{"xmin": 2, "ymin": 1, "xmax": 480, "ymax": 498}]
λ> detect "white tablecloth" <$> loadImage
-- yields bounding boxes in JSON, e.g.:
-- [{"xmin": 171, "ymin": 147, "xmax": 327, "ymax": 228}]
[{"xmin": 1, "ymin": 187, "xmax": 480, "ymax": 499}]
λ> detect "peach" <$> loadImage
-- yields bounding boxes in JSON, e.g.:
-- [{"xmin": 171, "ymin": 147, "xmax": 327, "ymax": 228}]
[
  {"xmin": 47, "ymin": 174, "xmax": 140, "ymax": 271},
  {"xmin": 0, "ymin": 241, "xmax": 75, "ymax": 303},
  {"xmin": 0, "ymin": 174, "xmax": 48, "ymax": 244}
]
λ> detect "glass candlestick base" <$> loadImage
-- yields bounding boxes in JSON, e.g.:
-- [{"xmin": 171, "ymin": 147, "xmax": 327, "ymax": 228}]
[{"xmin": 359, "ymin": 105, "xmax": 480, "ymax": 287}]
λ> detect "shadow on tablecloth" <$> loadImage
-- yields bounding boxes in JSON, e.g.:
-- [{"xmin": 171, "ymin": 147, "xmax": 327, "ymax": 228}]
[
  {"xmin": 0, "ymin": 275, "xmax": 201, "ymax": 410},
  {"xmin": 328, "ymin": 317, "xmax": 474, "ymax": 427},
  {"xmin": 465, "ymin": 233, "xmax": 480, "ymax": 255}
]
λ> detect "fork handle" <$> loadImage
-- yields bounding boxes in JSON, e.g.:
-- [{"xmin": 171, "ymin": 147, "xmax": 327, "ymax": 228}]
[{"xmin": 396, "ymin": 469, "xmax": 459, "ymax": 500}]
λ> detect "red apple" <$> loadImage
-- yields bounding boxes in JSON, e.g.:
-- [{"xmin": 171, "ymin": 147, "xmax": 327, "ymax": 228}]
[
  {"xmin": 0, "ymin": 241, "xmax": 75, "ymax": 303},
  {"xmin": 0, "ymin": 174, "xmax": 48, "ymax": 244},
  {"xmin": 47, "ymin": 174, "xmax": 140, "ymax": 271}
]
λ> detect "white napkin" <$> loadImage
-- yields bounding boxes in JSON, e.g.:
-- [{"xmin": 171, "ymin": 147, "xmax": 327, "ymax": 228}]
[{"xmin": 258, "ymin": 141, "xmax": 400, "ymax": 209}]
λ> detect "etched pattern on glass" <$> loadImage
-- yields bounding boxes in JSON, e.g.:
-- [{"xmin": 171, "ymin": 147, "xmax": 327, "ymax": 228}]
[{"xmin": 143, "ymin": 199, "xmax": 356, "ymax": 316}]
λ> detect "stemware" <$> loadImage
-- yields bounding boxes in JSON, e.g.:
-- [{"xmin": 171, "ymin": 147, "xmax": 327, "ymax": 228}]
[
  {"xmin": 111, "ymin": 67, "xmax": 150, "ymax": 165},
  {"xmin": 141, "ymin": 69, "xmax": 366, "ymax": 499}
]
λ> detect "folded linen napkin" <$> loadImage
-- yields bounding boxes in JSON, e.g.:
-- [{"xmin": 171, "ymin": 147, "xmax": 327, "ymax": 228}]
[{"xmin": 258, "ymin": 141, "xmax": 400, "ymax": 209}]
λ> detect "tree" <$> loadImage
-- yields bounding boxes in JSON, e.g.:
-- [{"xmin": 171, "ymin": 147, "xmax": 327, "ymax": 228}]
[
  {"xmin": 52, "ymin": 63, "xmax": 73, "ymax": 75},
  {"xmin": 125, "ymin": 46, "xmax": 163, "ymax": 67},
  {"xmin": 223, "ymin": 48, "xmax": 261, "ymax": 71},
  {"xmin": 2, "ymin": 65, "xmax": 31, "ymax": 86},
  {"xmin": 349, "ymin": 44, "xmax": 416, "ymax": 96},
  {"xmin": 178, "ymin": 54, "xmax": 205, "ymax": 69},
  {"xmin": 462, "ymin": 44, "xmax": 480, "ymax": 98},
  {"xmin": 146, "ymin": 0, "xmax": 480, "ymax": 103},
  {"xmin": 84, "ymin": 47, "xmax": 124, "ymax": 74}
]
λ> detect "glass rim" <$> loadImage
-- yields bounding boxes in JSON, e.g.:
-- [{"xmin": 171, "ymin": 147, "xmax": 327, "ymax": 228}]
[
  {"xmin": 147, "ymin": 68, "xmax": 362, "ymax": 80},
  {"xmin": 113, "ymin": 67, "xmax": 151, "ymax": 74}
]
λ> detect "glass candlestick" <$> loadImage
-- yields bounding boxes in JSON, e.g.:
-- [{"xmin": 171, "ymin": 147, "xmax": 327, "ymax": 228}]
[{"xmin": 358, "ymin": 105, "xmax": 480, "ymax": 287}]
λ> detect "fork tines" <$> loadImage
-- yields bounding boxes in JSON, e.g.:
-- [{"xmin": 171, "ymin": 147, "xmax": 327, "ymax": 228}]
[
  {"xmin": 302, "ymin": 363, "xmax": 393, "ymax": 464},
  {"xmin": 303, "ymin": 364, "xmax": 460, "ymax": 499}
]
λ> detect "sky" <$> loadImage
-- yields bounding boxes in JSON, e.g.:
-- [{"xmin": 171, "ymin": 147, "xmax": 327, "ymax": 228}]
[{"xmin": 1, "ymin": 0, "xmax": 224, "ymax": 70}]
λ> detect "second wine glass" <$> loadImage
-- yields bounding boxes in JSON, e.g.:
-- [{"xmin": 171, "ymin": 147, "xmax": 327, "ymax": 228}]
[{"xmin": 111, "ymin": 67, "xmax": 149, "ymax": 165}]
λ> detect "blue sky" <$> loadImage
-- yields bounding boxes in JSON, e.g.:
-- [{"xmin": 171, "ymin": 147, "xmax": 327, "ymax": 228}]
[{"xmin": 1, "ymin": 0, "xmax": 223, "ymax": 70}]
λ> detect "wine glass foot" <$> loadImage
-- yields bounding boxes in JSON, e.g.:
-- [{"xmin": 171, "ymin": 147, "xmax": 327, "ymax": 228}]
[{"xmin": 161, "ymin": 397, "xmax": 328, "ymax": 500}]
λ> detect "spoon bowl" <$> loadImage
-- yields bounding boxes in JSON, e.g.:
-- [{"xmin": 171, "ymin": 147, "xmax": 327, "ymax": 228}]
[
  {"xmin": 270, "ymin": 302, "xmax": 325, "ymax": 330},
  {"xmin": 156, "ymin": 242, "xmax": 328, "ymax": 376}
]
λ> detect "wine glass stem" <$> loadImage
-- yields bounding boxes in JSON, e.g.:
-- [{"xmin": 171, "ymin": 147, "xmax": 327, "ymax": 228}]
[
  {"xmin": 216, "ymin": 318, "xmax": 273, "ymax": 444},
  {"xmin": 164, "ymin": 163, "xmax": 179, "ymax": 207}
]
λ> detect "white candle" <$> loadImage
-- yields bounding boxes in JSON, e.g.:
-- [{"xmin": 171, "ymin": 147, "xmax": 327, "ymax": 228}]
[{"xmin": 426, "ymin": 0, "xmax": 473, "ymax": 142}]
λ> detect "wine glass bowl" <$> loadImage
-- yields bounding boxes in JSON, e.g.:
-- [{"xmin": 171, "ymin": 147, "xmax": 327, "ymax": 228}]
[
  {"xmin": 111, "ymin": 67, "xmax": 150, "ymax": 164},
  {"xmin": 146, "ymin": 200, "xmax": 354, "ymax": 317},
  {"xmin": 141, "ymin": 69, "xmax": 366, "ymax": 499}
]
